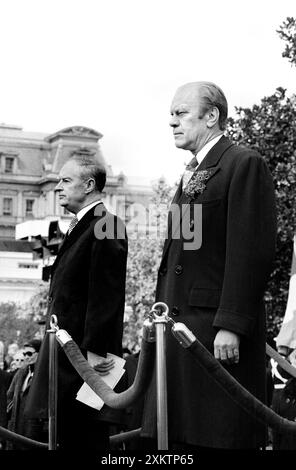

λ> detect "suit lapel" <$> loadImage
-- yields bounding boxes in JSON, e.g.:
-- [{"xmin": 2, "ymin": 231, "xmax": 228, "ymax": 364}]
[
  {"xmin": 52, "ymin": 202, "xmax": 105, "ymax": 270},
  {"xmin": 161, "ymin": 136, "xmax": 234, "ymax": 262},
  {"xmin": 197, "ymin": 135, "xmax": 234, "ymax": 171}
]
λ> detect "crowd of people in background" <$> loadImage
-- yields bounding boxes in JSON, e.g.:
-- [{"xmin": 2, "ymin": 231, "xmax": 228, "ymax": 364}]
[{"xmin": 0, "ymin": 337, "xmax": 42, "ymax": 450}]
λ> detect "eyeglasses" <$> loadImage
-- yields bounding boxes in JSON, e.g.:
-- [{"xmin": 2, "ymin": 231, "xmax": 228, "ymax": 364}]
[{"xmin": 23, "ymin": 351, "xmax": 34, "ymax": 357}]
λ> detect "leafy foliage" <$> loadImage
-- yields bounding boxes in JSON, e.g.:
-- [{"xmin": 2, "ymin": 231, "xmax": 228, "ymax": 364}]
[
  {"xmin": 123, "ymin": 177, "xmax": 176, "ymax": 352},
  {"xmin": 227, "ymin": 87, "xmax": 296, "ymax": 341},
  {"xmin": 0, "ymin": 302, "xmax": 40, "ymax": 350},
  {"xmin": 277, "ymin": 17, "xmax": 296, "ymax": 66},
  {"xmin": 29, "ymin": 281, "xmax": 50, "ymax": 323}
]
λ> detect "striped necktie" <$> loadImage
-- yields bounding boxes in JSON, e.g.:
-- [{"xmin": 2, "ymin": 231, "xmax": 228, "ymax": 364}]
[
  {"xmin": 68, "ymin": 215, "xmax": 79, "ymax": 235},
  {"xmin": 182, "ymin": 156, "xmax": 198, "ymax": 190}
]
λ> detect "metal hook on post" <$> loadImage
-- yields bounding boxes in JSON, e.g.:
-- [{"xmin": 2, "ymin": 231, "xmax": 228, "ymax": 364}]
[
  {"xmin": 47, "ymin": 314, "xmax": 59, "ymax": 450},
  {"xmin": 150, "ymin": 302, "xmax": 169, "ymax": 451}
]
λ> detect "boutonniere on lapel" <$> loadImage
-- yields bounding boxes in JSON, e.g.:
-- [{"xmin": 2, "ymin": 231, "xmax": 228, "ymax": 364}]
[{"xmin": 184, "ymin": 168, "xmax": 216, "ymax": 200}]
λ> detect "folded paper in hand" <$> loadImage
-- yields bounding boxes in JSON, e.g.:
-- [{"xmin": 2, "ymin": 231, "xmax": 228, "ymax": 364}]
[{"xmin": 76, "ymin": 352, "xmax": 126, "ymax": 410}]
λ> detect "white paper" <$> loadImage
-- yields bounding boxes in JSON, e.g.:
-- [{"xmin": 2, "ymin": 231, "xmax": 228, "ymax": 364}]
[{"xmin": 76, "ymin": 352, "xmax": 126, "ymax": 410}]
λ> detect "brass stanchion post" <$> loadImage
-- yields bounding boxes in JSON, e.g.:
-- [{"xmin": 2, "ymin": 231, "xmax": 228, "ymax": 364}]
[
  {"xmin": 48, "ymin": 315, "xmax": 58, "ymax": 450},
  {"xmin": 151, "ymin": 302, "xmax": 169, "ymax": 451}
]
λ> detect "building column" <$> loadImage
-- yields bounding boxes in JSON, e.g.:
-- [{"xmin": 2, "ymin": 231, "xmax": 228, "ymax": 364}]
[
  {"xmin": 47, "ymin": 191, "xmax": 55, "ymax": 216},
  {"xmin": 16, "ymin": 191, "xmax": 23, "ymax": 222}
]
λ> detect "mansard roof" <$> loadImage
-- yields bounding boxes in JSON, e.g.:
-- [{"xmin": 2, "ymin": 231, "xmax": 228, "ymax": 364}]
[
  {"xmin": 0, "ymin": 125, "xmax": 105, "ymax": 178},
  {"xmin": 45, "ymin": 126, "xmax": 103, "ymax": 143}
]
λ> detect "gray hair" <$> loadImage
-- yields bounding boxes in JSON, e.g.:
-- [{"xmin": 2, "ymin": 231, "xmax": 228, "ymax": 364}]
[
  {"xmin": 70, "ymin": 148, "xmax": 106, "ymax": 192},
  {"xmin": 197, "ymin": 81, "xmax": 228, "ymax": 130}
]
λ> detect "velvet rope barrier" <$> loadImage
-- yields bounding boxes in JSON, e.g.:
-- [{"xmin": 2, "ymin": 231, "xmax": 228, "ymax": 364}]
[
  {"xmin": 172, "ymin": 321, "xmax": 296, "ymax": 434},
  {"xmin": 109, "ymin": 428, "xmax": 142, "ymax": 444},
  {"xmin": 55, "ymin": 322, "xmax": 155, "ymax": 410},
  {"xmin": 0, "ymin": 426, "xmax": 48, "ymax": 449}
]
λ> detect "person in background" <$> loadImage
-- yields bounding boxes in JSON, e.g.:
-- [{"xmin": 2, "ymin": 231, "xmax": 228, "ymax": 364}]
[
  {"xmin": 6, "ymin": 339, "xmax": 44, "ymax": 450},
  {"xmin": 5, "ymin": 343, "xmax": 20, "ymax": 371},
  {"xmin": 270, "ymin": 347, "xmax": 296, "ymax": 449},
  {"xmin": 0, "ymin": 368, "xmax": 14, "ymax": 450},
  {"xmin": 8, "ymin": 351, "xmax": 25, "ymax": 372},
  {"xmin": 0, "ymin": 341, "xmax": 4, "ymax": 370}
]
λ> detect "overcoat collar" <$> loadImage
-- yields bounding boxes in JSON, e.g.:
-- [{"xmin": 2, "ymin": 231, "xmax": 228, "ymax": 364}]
[
  {"xmin": 196, "ymin": 135, "xmax": 234, "ymax": 171},
  {"xmin": 161, "ymin": 136, "xmax": 234, "ymax": 262}
]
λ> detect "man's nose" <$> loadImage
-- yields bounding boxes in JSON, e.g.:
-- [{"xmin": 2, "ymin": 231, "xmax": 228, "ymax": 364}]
[
  {"xmin": 169, "ymin": 115, "xmax": 179, "ymax": 127},
  {"xmin": 55, "ymin": 180, "xmax": 62, "ymax": 191}
]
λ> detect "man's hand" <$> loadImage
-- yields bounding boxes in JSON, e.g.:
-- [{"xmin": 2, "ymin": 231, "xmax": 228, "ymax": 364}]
[
  {"xmin": 214, "ymin": 329, "xmax": 240, "ymax": 365},
  {"xmin": 93, "ymin": 357, "xmax": 115, "ymax": 376}
]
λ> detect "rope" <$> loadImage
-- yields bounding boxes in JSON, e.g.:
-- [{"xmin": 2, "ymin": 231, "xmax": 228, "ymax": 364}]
[
  {"xmin": 188, "ymin": 339, "xmax": 296, "ymax": 434},
  {"xmin": 0, "ymin": 425, "xmax": 48, "ymax": 449},
  {"xmin": 110, "ymin": 428, "xmax": 142, "ymax": 444},
  {"xmin": 61, "ymin": 337, "xmax": 155, "ymax": 409},
  {"xmin": 266, "ymin": 343, "xmax": 296, "ymax": 379}
]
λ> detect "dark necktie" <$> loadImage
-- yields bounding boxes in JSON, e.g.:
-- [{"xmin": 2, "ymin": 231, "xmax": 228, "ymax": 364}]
[
  {"xmin": 182, "ymin": 156, "xmax": 198, "ymax": 190},
  {"xmin": 68, "ymin": 215, "xmax": 79, "ymax": 235}
]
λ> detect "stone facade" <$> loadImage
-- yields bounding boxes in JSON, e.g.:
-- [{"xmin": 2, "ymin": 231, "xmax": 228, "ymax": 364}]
[
  {"xmin": 0, "ymin": 124, "xmax": 153, "ymax": 239},
  {"xmin": 0, "ymin": 124, "xmax": 153, "ymax": 303}
]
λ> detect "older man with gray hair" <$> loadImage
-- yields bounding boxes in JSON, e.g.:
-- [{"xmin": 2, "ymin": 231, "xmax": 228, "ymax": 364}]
[{"xmin": 142, "ymin": 81, "xmax": 277, "ymax": 449}]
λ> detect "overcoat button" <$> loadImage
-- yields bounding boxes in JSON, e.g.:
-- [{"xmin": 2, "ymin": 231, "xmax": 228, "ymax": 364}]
[
  {"xmin": 174, "ymin": 265, "xmax": 183, "ymax": 275},
  {"xmin": 171, "ymin": 306, "xmax": 180, "ymax": 316},
  {"xmin": 48, "ymin": 296, "xmax": 53, "ymax": 304},
  {"xmin": 286, "ymin": 398, "xmax": 291, "ymax": 404}
]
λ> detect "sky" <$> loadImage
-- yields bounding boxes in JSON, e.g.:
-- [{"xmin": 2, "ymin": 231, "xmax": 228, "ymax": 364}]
[{"xmin": 0, "ymin": 0, "xmax": 295, "ymax": 185}]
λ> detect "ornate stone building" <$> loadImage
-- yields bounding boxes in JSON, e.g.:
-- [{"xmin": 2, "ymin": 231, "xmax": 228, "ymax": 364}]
[{"xmin": 0, "ymin": 124, "xmax": 153, "ymax": 302}]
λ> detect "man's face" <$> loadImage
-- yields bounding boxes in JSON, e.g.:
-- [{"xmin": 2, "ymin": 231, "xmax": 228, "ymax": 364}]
[
  {"xmin": 55, "ymin": 160, "xmax": 87, "ymax": 214},
  {"xmin": 11, "ymin": 351, "xmax": 25, "ymax": 370},
  {"xmin": 169, "ymin": 85, "xmax": 208, "ymax": 154},
  {"xmin": 23, "ymin": 346, "xmax": 37, "ymax": 364}
]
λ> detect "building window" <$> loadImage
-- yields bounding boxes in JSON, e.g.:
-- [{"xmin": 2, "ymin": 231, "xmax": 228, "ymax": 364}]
[
  {"xmin": 18, "ymin": 263, "xmax": 38, "ymax": 269},
  {"xmin": 25, "ymin": 199, "xmax": 35, "ymax": 217},
  {"xmin": 4, "ymin": 157, "xmax": 14, "ymax": 173},
  {"xmin": 3, "ymin": 197, "xmax": 13, "ymax": 216}
]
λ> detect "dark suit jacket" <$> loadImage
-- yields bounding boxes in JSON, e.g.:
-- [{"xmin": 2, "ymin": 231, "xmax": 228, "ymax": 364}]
[
  {"xmin": 0, "ymin": 369, "xmax": 14, "ymax": 447},
  {"xmin": 25, "ymin": 203, "xmax": 128, "ymax": 424},
  {"xmin": 142, "ymin": 136, "xmax": 277, "ymax": 448}
]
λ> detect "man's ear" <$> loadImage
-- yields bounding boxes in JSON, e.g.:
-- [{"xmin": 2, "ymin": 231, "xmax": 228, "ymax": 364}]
[
  {"xmin": 85, "ymin": 178, "xmax": 96, "ymax": 194},
  {"xmin": 206, "ymin": 106, "xmax": 219, "ymax": 128}
]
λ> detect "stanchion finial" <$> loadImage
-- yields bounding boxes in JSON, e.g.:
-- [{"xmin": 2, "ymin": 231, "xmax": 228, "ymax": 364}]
[{"xmin": 48, "ymin": 314, "xmax": 59, "ymax": 333}]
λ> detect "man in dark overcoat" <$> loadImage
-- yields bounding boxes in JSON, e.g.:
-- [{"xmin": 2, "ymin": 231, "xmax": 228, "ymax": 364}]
[
  {"xmin": 25, "ymin": 153, "xmax": 128, "ymax": 451},
  {"xmin": 141, "ymin": 81, "xmax": 277, "ymax": 449}
]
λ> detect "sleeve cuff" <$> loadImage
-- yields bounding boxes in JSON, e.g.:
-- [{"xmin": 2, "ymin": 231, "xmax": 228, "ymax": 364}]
[{"xmin": 213, "ymin": 308, "xmax": 255, "ymax": 338}]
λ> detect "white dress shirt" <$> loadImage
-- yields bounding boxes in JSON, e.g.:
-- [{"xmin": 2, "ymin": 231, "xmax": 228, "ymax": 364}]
[
  {"xmin": 76, "ymin": 199, "xmax": 102, "ymax": 221},
  {"xmin": 195, "ymin": 133, "xmax": 223, "ymax": 166},
  {"xmin": 182, "ymin": 134, "xmax": 223, "ymax": 190}
]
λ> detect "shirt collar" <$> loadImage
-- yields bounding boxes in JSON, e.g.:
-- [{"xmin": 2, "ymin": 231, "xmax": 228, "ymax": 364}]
[
  {"xmin": 195, "ymin": 134, "xmax": 224, "ymax": 166},
  {"xmin": 76, "ymin": 200, "xmax": 102, "ymax": 221}
]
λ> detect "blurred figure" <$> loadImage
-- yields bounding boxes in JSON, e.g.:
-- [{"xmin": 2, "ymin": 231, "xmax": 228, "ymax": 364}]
[
  {"xmin": 5, "ymin": 343, "xmax": 19, "ymax": 371},
  {"xmin": 0, "ymin": 368, "xmax": 14, "ymax": 450},
  {"xmin": 271, "ymin": 348, "xmax": 296, "ymax": 449},
  {"xmin": 22, "ymin": 340, "xmax": 40, "ymax": 365},
  {"xmin": 9, "ymin": 351, "xmax": 25, "ymax": 372},
  {"xmin": 6, "ymin": 339, "xmax": 46, "ymax": 450},
  {"xmin": 0, "ymin": 341, "xmax": 4, "ymax": 370}
]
